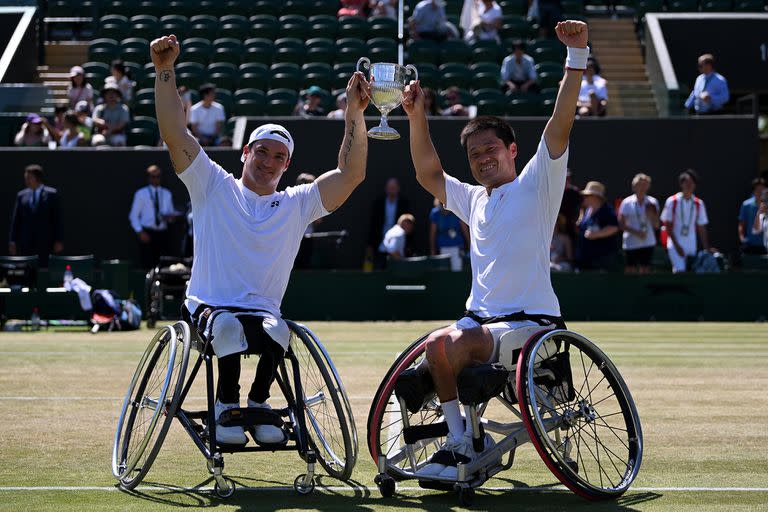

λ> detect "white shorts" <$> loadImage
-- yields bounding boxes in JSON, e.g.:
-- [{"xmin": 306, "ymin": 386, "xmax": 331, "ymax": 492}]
[{"xmin": 452, "ymin": 316, "xmax": 540, "ymax": 363}]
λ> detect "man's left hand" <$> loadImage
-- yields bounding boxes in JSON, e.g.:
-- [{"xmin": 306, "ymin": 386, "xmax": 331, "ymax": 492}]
[
  {"xmin": 345, "ymin": 72, "xmax": 372, "ymax": 113},
  {"xmin": 555, "ymin": 20, "xmax": 588, "ymax": 49}
]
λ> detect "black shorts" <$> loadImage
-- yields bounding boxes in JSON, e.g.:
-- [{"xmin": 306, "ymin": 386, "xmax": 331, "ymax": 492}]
[{"xmin": 624, "ymin": 246, "xmax": 654, "ymax": 266}]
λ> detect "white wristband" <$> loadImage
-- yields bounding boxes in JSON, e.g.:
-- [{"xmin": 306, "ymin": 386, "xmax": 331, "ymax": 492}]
[{"xmin": 565, "ymin": 46, "xmax": 590, "ymax": 70}]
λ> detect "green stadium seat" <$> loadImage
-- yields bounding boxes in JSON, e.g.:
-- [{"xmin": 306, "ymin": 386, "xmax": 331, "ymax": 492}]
[
  {"xmin": 499, "ymin": 0, "xmax": 528, "ymax": 13},
  {"xmin": 529, "ymin": 39, "xmax": 565, "ymax": 63},
  {"xmin": 407, "ymin": 39, "xmax": 440, "ymax": 66},
  {"xmin": 700, "ymin": 0, "xmax": 732, "ymax": 10},
  {"xmin": 301, "ymin": 62, "xmax": 333, "ymax": 90},
  {"xmin": 633, "ymin": 0, "xmax": 664, "ymax": 17},
  {"xmin": 160, "ymin": 15, "xmax": 190, "ymax": 38},
  {"xmin": 238, "ymin": 63, "xmax": 269, "ymax": 90},
  {"xmin": 338, "ymin": 15, "xmax": 369, "ymax": 39},
  {"xmin": 134, "ymin": 88, "xmax": 155, "ymax": 102},
  {"xmin": 274, "ymin": 39, "xmax": 307, "ymax": 65},
  {"xmin": 129, "ymin": 115, "xmax": 158, "ymax": 132},
  {"xmin": 278, "ymin": 15, "xmax": 309, "ymax": 40},
  {"xmin": 133, "ymin": 98, "xmax": 156, "ymax": 117},
  {"xmin": 119, "ymin": 38, "xmax": 150, "ymax": 64},
  {"xmin": 48, "ymin": 0, "xmax": 74, "ymax": 17},
  {"xmin": 733, "ymin": 0, "xmax": 765, "ymax": 10},
  {"xmin": 367, "ymin": 37, "xmax": 398, "ymax": 63},
  {"xmin": 207, "ymin": 62, "xmax": 238, "ymax": 91},
  {"xmin": 249, "ymin": 15, "xmax": 280, "ymax": 40},
  {"xmin": 368, "ymin": 16, "xmax": 398, "ymax": 39},
  {"xmin": 310, "ymin": 0, "xmax": 339, "ymax": 15},
  {"xmin": 220, "ymin": 15, "xmax": 251, "ymax": 40},
  {"xmin": 282, "ymin": 0, "xmax": 311, "ymax": 16},
  {"xmin": 472, "ymin": 87, "xmax": 505, "ymax": 104},
  {"xmin": 123, "ymin": 61, "xmax": 144, "ymax": 83},
  {"xmin": 267, "ymin": 88, "xmax": 299, "ymax": 115},
  {"xmin": 215, "ymin": 89, "xmax": 234, "ymax": 115},
  {"xmin": 499, "ymin": 15, "xmax": 533, "ymax": 40},
  {"xmin": 439, "ymin": 62, "xmax": 472, "ymax": 89},
  {"xmin": 197, "ymin": 0, "xmax": 227, "ymax": 17},
  {"xmin": 88, "ymin": 38, "xmax": 120, "ymax": 63},
  {"xmin": 667, "ymin": 0, "xmax": 698, "ymax": 11},
  {"xmin": 471, "ymin": 39, "xmax": 504, "ymax": 64},
  {"xmin": 243, "ymin": 38, "xmax": 275, "ymax": 65},
  {"xmin": 82, "ymin": 61, "xmax": 111, "ymax": 84},
  {"xmin": 105, "ymin": 0, "xmax": 140, "ymax": 17},
  {"xmin": 540, "ymin": 97, "xmax": 555, "ymax": 116},
  {"xmin": 440, "ymin": 40, "xmax": 472, "ymax": 64},
  {"xmin": 234, "ymin": 88, "xmax": 267, "ymax": 102},
  {"xmin": 99, "ymin": 15, "xmax": 130, "ymax": 39},
  {"xmin": 476, "ymin": 98, "xmax": 505, "ymax": 115},
  {"xmin": 535, "ymin": 61, "xmax": 564, "ymax": 76},
  {"xmin": 414, "ymin": 62, "xmax": 439, "ymax": 89},
  {"xmin": 540, "ymin": 87, "xmax": 558, "ymax": 100},
  {"xmin": 305, "ymin": 37, "xmax": 336, "ymax": 65},
  {"xmin": 470, "ymin": 62, "xmax": 501, "ymax": 90},
  {"xmin": 189, "ymin": 15, "xmax": 220, "ymax": 39},
  {"xmin": 538, "ymin": 70, "xmax": 563, "ymax": 89},
  {"xmin": 251, "ymin": 0, "xmax": 281, "ymax": 16},
  {"xmin": 335, "ymin": 38, "xmax": 367, "ymax": 64},
  {"xmin": 308, "ymin": 14, "xmax": 339, "ymax": 39},
  {"xmin": 560, "ymin": 0, "xmax": 584, "ymax": 13},
  {"xmin": 438, "ymin": 88, "xmax": 471, "ymax": 109},
  {"xmin": 333, "ymin": 62, "xmax": 356, "ymax": 89},
  {"xmin": 506, "ymin": 97, "xmax": 541, "ymax": 116},
  {"xmin": 129, "ymin": 15, "xmax": 160, "ymax": 41},
  {"xmin": 213, "ymin": 38, "xmax": 244, "ymax": 65},
  {"xmin": 167, "ymin": 0, "xmax": 196, "ymax": 17},
  {"xmin": 235, "ymin": 98, "xmax": 267, "ymax": 116},
  {"xmin": 270, "ymin": 62, "xmax": 301, "ymax": 90}
]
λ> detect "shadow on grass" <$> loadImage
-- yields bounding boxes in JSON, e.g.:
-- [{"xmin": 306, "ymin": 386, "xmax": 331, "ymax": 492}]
[{"xmin": 120, "ymin": 476, "xmax": 662, "ymax": 511}]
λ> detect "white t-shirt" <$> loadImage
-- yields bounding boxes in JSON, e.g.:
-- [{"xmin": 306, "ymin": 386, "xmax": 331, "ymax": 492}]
[
  {"xmin": 179, "ymin": 150, "xmax": 329, "ymax": 315},
  {"xmin": 445, "ymin": 137, "xmax": 568, "ymax": 317},
  {"xmin": 578, "ymin": 75, "xmax": 608, "ymax": 103},
  {"xmin": 189, "ymin": 101, "xmax": 226, "ymax": 136},
  {"xmin": 618, "ymin": 194, "xmax": 659, "ymax": 250},
  {"xmin": 660, "ymin": 193, "xmax": 709, "ymax": 255},
  {"xmin": 380, "ymin": 224, "xmax": 406, "ymax": 257},
  {"xmin": 752, "ymin": 212, "xmax": 768, "ymax": 250},
  {"xmin": 476, "ymin": 2, "xmax": 502, "ymax": 41}
]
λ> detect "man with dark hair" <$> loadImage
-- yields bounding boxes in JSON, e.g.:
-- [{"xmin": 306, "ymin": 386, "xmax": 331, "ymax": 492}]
[
  {"xmin": 189, "ymin": 83, "xmax": 225, "ymax": 146},
  {"xmin": 500, "ymin": 40, "xmax": 538, "ymax": 93},
  {"xmin": 401, "ymin": 20, "xmax": 588, "ymax": 479},
  {"xmin": 684, "ymin": 53, "xmax": 729, "ymax": 115},
  {"xmin": 660, "ymin": 169, "xmax": 711, "ymax": 273},
  {"xmin": 737, "ymin": 177, "xmax": 766, "ymax": 255},
  {"xmin": 368, "ymin": 177, "xmax": 410, "ymax": 268},
  {"xmin": 9, "ymin": 164, "xmax": 63, "ymax": 266},
  {"xmin": 128, "ymin": 165, "xmax": 179, "ymax": 269}
]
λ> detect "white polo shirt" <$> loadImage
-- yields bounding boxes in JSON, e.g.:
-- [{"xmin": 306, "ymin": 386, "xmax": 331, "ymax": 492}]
[
  {"xmin": 618, "ymin": 194, "xmax": 659, "ymax": 250},
  {"xmin": 189, "ymin": 101, "xmax": 226, "ymax": 137},
  {"xmin": 380, "ymin": 224, "xmax": 406, "ymax": 257},
  {"xmin": 660, "ymin": 193, "xmax": 708, "ymax": 255},
  {"xmin": 179, "ymin": 150, "xmax": 329, "ymax": 316},
  {"xmin": 445, "ymin": 137, "xmax": 568, "ymax": 317}
]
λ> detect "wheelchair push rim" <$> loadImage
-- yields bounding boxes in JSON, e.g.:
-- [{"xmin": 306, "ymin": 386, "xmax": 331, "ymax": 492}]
[
  {"xmin": 517, "ymin": 330, "xmax": 643, "ymax": 500},
  {"xmin": 112, "ymin": 321, "xmax": 190, "ymax": 488}
]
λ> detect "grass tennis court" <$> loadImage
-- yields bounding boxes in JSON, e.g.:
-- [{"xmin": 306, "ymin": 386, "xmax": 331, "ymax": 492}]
[{"xmin": 0, "ymin": 321, "xmax": 766, "ymax": 511}]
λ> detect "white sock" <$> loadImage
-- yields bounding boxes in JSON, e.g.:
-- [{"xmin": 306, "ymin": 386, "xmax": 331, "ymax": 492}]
[
  {"xmin": 441, "ymin": 399, "xmax": 464, "ymax": 439},
  {"xmin": 464, "ymin": 405, "xmax": 474, "ymax": 436}
]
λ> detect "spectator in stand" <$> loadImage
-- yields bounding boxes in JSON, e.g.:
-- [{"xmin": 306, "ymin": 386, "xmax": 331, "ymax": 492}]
[
  {"xmin": 578, "ymin": 58, "xmax": 607, "ymax": 117},
  {"xmin": 327, "ymin": 92, "xmax": 347, "ymax": 119},
  {"xmin": 295, "ymin": 86, "xmax": 327, "ymax": 117},
  {"xmin": 129, "ymin": 165, "xmax": 178, "ymax": 269},
  {"xmin": 430, "ymin": 197, "xmax": 469, "ymax": 271},
  {"xmin": 74, "ymin": 101, "xmax": 94, "ymax": 144},
  {"xmin": 14, "ymin": 114, "xmax": 52, "ymax": 147},
  {"xmin": 618, "ymin": 173, "xmax": 660, "ymax": 274},
  {"xmin": 91, "ymin": 84, "xmax": 130, "ymax": 146},
  {"xmin": 368, "ymin": 177, "xmax": 410, "ymax": 268},
  {"xmin": 738, "ymin": 177, "xmax": 767, "ymax": 255},
  {"xmin": 441, "ymin": 87, "xmax": 469, "ymax": 116},
  {"xmin": 380, "ymin": 213, "xmax": 416, "ymax": 260},
  {"xmin": 422, "ymin": 87, "xmax": 440, "ymax": 116},
  {"xmin": 575, "ymin": 181, "xmax": 619, "ymax": 271},
  {"xmin": 464, "ymin": 0, "xmax": 503, "ymax": 43},
  {"xmin": 501, "ymin": 40, "xmax": 539, "ymax": 94},
  {"xmin": 52, "ymin": 105, "xmax": 67, "ymax": 134},
  {"xmin": 409, "ymin": 0, "xmax": 451, "ymax": 42},
  {"xmin": 8, "ymin": 164, "xmax": 63, "ymax": 266},
  {"xmin": 56, "ymin": 111, "xmax": 87, "ymax": 148},
  {"xmin": 67, "ymin": 65, "xmax": 93, "ymax": 110},
  {"xmin": 751, "ymin": 193, "xmax": 768, "ymax": 252},
  {"xmin": 684, "ymin": 53, "xmax": 729, "ymax": 115},
  {"xmin": 660, "ymin": 169, "xmax": 711, "ymax": 273},
  {"xmin": 339, "ymin": 0, "xmax": 367, "ymax": 16},
  {"xmin": 550, "ymin": 214, "xmax": 573, "ymax": 272},
  {"xmin": 189, "ymin": 83, "xmax": 225, "ymax": 146},
  {"xmin": 108, "ymin": 60, "xmax": 134, "ymax": 104},
  {"xmin": 529, "ymin": 0, "xmax": 563, "ymax": 38},
  {"xmin": 369, "ymin": 0, "xmax": 397, "ymax": 18}
]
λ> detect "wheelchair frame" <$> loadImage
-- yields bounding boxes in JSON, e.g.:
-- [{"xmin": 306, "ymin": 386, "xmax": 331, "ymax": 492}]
[
  {"xmin": 367, "ymin": 327, "xmax": 643, "ymax": 506},
  {"xmin": 144, "ymin": 257, "xmax": 191, "ymax": 329},
  {"xmin": 112, "ymin": 319, "xmax": 357, "ymax": 497}
]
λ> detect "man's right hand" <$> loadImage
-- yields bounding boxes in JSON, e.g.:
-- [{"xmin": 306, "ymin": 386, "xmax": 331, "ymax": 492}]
[
  {"xmin": 150, "ymin": 35, "xmax": 180, "ymax": 69},
  {"xmin": 402, "ymin": 80, "xmax": 425, "ymax": 118},
  {"xmin": 139, "ymin": 231, "xmax": 150, "ymax": 243}
]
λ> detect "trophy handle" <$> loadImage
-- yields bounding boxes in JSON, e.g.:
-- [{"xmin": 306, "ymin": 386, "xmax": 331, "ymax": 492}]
[
  {"xmin": 357, "ymin": 57, "xmax": 370, "ymax": 75},
  {"xmin": 405, "ymin": 64, "xmax": 418, "ymax": 82}
]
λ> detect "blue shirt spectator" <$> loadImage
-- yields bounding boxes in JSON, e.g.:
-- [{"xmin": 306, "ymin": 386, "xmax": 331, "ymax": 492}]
[
  {"xmin": 684, "ymin": 54, "xmax": 729, "ymax": 114},
  {"xmin": 501, "ymin": 41, "xmax": 538, "ymax": 93},
  {"xmin": 575, "ymin": 181, "xmax": 620, "ymax": 271},
  {"xmin": 409, "ymin": 0, "xmax": 449, "ymax": 41},
  {"xmin": 430, "ymin": 200, "xmax": 468, "ymax": 271},
  {"xmin": 739, "ymin": 178, "xmax": 767, "ymax": 254}
]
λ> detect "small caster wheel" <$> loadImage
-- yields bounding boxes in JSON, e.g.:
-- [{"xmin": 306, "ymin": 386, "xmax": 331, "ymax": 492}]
[
  {"xmin": 213, "ymin": 477, "xmax": 235, "ymax": 498},
  {"xmin": 294, "ymin": 474, "xmax": 315, "ymax": 495},
  {"xmin": 206, "ymin": 459, "xmax": 215, "ymax": 475},
  {"xmin": 565, "ymin": 458, "xmax": 578, "ymax": 474},
  {"xmin": 374, "ymin": 474, "xmax": 395, "ymax": 497},
  {"xmin": 458, "ymin": 486, "xmax": 475, "ymax": 507}
]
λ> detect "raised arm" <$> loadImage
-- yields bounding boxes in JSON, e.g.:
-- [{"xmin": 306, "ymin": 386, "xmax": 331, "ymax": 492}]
[
  {"xmin": 315, "ymin": 72, "xmax": 370, "ymax": 212},
  {"xmin": 150, "ymin": 35, "xmax": 201, "ymax": 174},
  {"xmin": 401, "ymin": 80, "xmax": 447, "ymax": 204},
  {"xmin": 543, "ymin": 20, "xmax": 589, "ymax": 160}
]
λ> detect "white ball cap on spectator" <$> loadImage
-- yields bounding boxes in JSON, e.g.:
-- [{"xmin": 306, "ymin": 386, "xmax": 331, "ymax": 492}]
[{"xmin": 241, "ymin": 123, "xmax": 294, "ymax": 163}]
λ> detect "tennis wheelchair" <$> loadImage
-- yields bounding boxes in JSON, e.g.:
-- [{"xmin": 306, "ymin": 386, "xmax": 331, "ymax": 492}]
[
  {"xmin": 367, "ymin": 325, "xmax": 643, "ymax": 506},
  {"xmin": 144, "ymin": 257, "xmax": 192, "ymax": 328},
  {"xmin": 112, "ymin": 316, "xmax": 358, "ymax": 497}
]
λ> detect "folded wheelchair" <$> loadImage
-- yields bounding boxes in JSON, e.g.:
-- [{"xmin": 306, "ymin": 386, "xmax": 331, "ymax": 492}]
[
  {"xmin": 367, "ymin": 326, "xmax": 643, "ymax": 506},
  {"xmin": 112, "ymin": 318, "xmax": 357, "ymax": 497},
  {"xmin": 144, "ymin": 257, "xmax": 192, "ymax": 329}
]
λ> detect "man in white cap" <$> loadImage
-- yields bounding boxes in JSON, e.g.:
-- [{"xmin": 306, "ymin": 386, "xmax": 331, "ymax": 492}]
[{"xmin": 149, "ymin": 34, "xmax": 371, "ymax": 445}]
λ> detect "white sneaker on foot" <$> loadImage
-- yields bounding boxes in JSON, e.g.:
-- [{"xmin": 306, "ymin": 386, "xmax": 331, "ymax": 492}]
[
  {"xmin": 437, "ymin": 432, "xmax": 498, "ymax": 480},
  {"xmin": 214, "ymin": 400, "xmax": 248, "ymax": 445},
  {"xmin": 247, "ymin": 399, "xmax": 286, "ymax": 444},
  {"xmin": 416, "ymin": 433, "xmax": 473, "ymax": 478}
]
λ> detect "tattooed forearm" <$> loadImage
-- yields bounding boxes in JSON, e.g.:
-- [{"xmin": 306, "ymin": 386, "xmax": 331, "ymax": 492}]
[
  {"xmin": 342, "ymin": 120, "xmax": 356, "ymax": 166},
  {"xmin": 183, "ymin": 148, "xmax": 193, "ymax": 162},
  {"xmin": 160, "ymin": 70, "xmax": 171, "ymax": 82}
]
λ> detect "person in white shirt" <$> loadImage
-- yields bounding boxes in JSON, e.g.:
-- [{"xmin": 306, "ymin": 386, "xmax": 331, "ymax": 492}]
[
  {"xmin": 400, "ymin": 20, "xmax": 588, "ymax": 479},
  {"xmin": 660, "ymin": 169, "xmax": 711, "ymax": 273},
  {"xmin": 189, "ymin": 83, "xmax": 226, "ymax": 146},
  {"xmin": 577, "ymin": 58, "xmax": 607, "ymax": 117},
  {"xmin": 618, "ymin": 173, "xmax": 660, "ymax": 274},
  {"xmin": 751, "ymin": 195, "xmax": 768, "ymax": 251},
  {"xmin": 149, "ymin": 34, "xmax": 370, "ymax": 445},
  {"xmin": 464, "ymin": 0, "xmax": 503, "ymax": 43},
  {"xmin": 380, "ymin": 213, "xmax": 416, "ymax": 260},
  {"xmin": 128, "ymin": 165, "xmax": 178, "ymax": 269}
]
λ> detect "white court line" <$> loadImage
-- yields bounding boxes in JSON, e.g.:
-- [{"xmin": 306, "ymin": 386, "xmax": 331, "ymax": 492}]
[
  {"xmin": 0, "ymin": 485, "xmax": 766, "ymax": 492},
  {"xmin": 0, "ymin": 351, "xmax": 767, "ymax": 357},
  {"xmin": 0, "ymin": 396, "xmax": 377, "ymax": 401}
]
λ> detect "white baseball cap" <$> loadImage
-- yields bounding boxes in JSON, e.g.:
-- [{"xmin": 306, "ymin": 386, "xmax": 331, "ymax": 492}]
[{"xmin": 241, "ymin": 123, "xmax": 294, "ymax": 163}]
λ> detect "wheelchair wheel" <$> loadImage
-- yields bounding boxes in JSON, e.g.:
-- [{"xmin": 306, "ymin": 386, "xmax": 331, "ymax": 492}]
[
  {"xmin": 367, "ymin": 329, "xmax": 446, "ymax": 480},
  {"xmin": 285, "ymin": 321, "xmax": 357, "ymax": 481},
  {"xmin": 516, "ymin": 330, "xmax": 643, "ymax": 500},
  {"xmin": 112, "ymin": 321, "xmax": 191, "ymax": 489}
]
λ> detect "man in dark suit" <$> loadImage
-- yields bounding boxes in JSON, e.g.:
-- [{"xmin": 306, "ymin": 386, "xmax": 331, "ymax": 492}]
[
  {"xmin": 367, "ymin": 178, "xmax": 410, "ymax": 268},
  {"xmin": 8, "ymin": 164, "xmax": 63, "ymax": 266}
]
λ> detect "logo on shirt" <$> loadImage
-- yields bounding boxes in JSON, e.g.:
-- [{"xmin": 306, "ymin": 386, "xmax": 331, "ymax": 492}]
[{"xmin": 270, "ymin": 200, "xmax": 280, "ymax": 208}]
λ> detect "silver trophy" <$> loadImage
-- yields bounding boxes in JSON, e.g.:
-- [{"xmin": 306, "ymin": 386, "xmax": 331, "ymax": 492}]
[{"xmin": 357, "ymin": 57, "xmax": 418, "ymax": 140}]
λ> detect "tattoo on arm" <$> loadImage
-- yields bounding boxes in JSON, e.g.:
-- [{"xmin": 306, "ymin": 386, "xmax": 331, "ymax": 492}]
[
  {"xmin": 160, "ymin": 70, "xmax": 171, "ymax": 82},
  {"xmin": 183, "ymin": 148, "xmax": 193, "ymax": 162},
  {"xmin": 342, "ymin": 120, "xmax": 356, "ymax": 166}
]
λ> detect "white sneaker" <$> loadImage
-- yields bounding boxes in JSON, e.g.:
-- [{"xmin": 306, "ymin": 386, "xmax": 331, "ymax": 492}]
[
  {"xmin": 437, "ymin": 433, "xmax": 498, "ymax": 480},
  {"xmin": 416, "ymin": 433, "xmax": 473, "ymax": 478},
  {"xmin": 247, "ymin": 399, "xmax": 286, "ymax": 444},
  {"xmin": 214, "ymin": 400, "xmax": 248, "ymax": 445}
]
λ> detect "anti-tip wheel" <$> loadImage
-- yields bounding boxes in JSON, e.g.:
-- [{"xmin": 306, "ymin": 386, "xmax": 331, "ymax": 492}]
[
  {"xmin": 457, "ymin": 486, "xmax": 475, "ymax": 507},
  {"xmin": 213, "ymin": 477, "xmax": 235, "ymax": 498},
  {"xmin": 374, "ymin": 474, "xmax": 396, "ymax": 498},
  {"xmin": 293, "ymin": 474, "xmax": 315, "ymax": 495}
]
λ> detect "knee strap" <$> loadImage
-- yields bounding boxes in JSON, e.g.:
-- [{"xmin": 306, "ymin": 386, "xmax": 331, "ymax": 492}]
[{"xmin": 209, "ymin": 311, "xmax": 248, "ymax": 358}]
